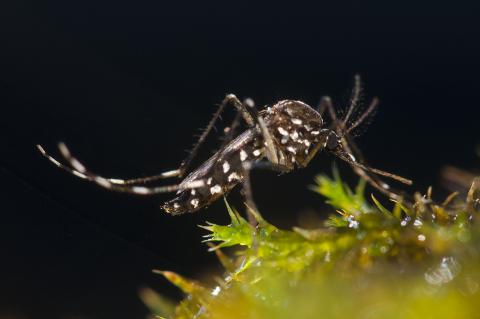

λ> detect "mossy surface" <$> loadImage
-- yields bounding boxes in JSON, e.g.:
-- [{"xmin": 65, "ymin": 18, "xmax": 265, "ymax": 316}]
[{"xmin": 143, "ymin": 172, "xmax": 480, "ymax": 319}]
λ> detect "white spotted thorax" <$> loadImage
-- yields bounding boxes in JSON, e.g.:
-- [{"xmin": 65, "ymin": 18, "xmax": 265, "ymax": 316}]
[{"xmin": 162, "ymin": 100, "xmax": 325, "ymax": 215}]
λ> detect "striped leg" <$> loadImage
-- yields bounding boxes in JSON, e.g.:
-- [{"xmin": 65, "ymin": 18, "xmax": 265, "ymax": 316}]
[
  {"xmin": 37, "ymin": 94, "xmax": 257, "ymax": 188},
  {"xmin": 37, "ymin": 143, "xmax": 204, "ymax": 195}
]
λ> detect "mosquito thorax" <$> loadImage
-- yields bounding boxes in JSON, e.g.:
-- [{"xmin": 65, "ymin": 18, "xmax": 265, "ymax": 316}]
[{"xmin": 264, "ymin": 100, "xmax": 324, "ymax": 166}]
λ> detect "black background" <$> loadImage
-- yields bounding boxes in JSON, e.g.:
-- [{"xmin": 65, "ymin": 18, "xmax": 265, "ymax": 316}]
[{"xmin": 1, "ymin": 1, "xmax": 479, "ymax": 318}]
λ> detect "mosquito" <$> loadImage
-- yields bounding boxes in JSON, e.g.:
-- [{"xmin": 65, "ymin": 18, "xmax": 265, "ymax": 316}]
[{"xmin": 37, "ymin": 75, "xmax": 412, "ymax": 224}]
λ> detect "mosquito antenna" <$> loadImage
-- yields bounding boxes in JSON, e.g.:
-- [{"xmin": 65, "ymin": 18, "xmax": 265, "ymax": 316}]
[
  {"xmin": 342, "ymin": 74, "xmax": 362, "ymax": 125},
  {"xmin": 345, "ymin": 97, "xmax": 379, "ymax": 135},
  {"xmin": 334, "ymin": 150, "xmax": 413, "ymax": 185}
]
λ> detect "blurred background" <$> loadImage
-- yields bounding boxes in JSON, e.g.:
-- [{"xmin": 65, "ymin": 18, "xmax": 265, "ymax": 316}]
[{"xmin": 0, "ymin": 1, "xmax": 479, "ymax": 318}]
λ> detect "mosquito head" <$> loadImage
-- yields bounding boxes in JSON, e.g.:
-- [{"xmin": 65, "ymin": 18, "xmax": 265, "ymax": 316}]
[{"xmin": 324, "ymin": 130, "xmax": 341, "ymax": 151}]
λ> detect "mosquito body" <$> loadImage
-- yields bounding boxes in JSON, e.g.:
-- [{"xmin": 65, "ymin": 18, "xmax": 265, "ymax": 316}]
[
  {"xmin": 37, "ymin": 76, "xmax": 412, "ymax": 220},
  {"xmin": 164, "ymin": 100, "xmax": 323, "ymax": 214}
]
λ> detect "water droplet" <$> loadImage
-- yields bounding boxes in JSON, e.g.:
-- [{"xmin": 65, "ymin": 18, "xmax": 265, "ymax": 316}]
[
  {"xmin": 414, "ymin": 219, "xmax": 423, "ymax": 227},
  {"xmin": 347, "ymin": 215, "xmax": 359, "ymax": 229},
  {"xmin": 211, "ymin": 286, "xmax": 221, "ymax": 296},
  {"xmin": 425, "ymin": 257, "xmax": 461, "ymax": 286}
]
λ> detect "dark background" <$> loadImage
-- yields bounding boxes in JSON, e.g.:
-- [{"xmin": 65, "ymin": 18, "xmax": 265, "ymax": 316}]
[{"xmin": 1, "ymin": 1, "xmax": 479, "ymax": 318}]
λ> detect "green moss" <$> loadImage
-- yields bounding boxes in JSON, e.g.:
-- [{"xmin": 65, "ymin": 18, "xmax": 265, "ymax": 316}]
[{"xmin": 146, "ymin": 171, "xmax": 480, "ymax": 319}]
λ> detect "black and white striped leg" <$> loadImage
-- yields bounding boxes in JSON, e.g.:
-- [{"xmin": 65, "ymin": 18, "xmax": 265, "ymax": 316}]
[
  {"xmin": 37, "ymin": 94, "xmax": 257, "ymax": 188},
  {"xmin": 37, "ymin": 143, "xmax": 204, "ymax": 195}
]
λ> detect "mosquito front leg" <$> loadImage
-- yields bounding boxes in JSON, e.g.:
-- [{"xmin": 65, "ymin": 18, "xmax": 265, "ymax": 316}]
[{"xmin": 240, "ymin": 97, "xmax": 279, "ymax": 165}]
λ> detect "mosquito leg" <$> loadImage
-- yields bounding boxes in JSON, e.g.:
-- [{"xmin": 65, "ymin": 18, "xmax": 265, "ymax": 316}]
[
  {"xmin": 221, "ymin": 111, "xmax": 243, "ymax": 146},
  {"xmin": 336, "ymin": 139, "xmax": 411, "ymax": 201},
  {"xmin": 239, "ymin": 98, "xmax": 280, "ymax": 165},
  {"xmin": 37, "ymin": 143, "xmax": 181, "ymax": 185},
  {"xmin": 178, "ymin": 94, "xmax": 256, "ymax": 177},
  {"xmin": 37, "ymin": 144, "xmax": 204, "ymax": 194},
  {"xmin": 240, "ymin": 160, "xmax": 291, "ymax": 226},
  {"xmin": 218, "ymin": 97, "xmax": 255, "ymax": 151},
  {"xmin": 38, "ymin": 94, "xmax": 255, "ymax": 186},
  {"xmin": 240, "ymin": 161, "xmax": 259, "ymax": 226}
]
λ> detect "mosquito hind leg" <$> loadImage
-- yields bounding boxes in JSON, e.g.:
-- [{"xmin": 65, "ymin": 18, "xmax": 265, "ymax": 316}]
[
  {"xmin": 37, "ymin": 143, "xmax": 181, "ymax": 185},
  {"xmin": 38, "ymin": 94, "xmax": 256, "ymax": 187},
  {"xmin": 218, "ymin": 97, "xmax": 257, "ymax": 150},
  {"xmin": 37, "ymin": 143, "xmax": 204, "ymax": 194}
]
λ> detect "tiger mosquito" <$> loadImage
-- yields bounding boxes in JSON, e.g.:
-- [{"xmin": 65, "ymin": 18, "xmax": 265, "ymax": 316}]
[{"xmin": 37, "ymin": 75, "xmax": 413, "ymax": 224}]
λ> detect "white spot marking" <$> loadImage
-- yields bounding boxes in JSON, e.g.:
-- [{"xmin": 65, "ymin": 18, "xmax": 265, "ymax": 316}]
[
  {"xmin": 109, "ymin": 178, "xmax": 125, "ymax": 184},
  {"xmin": 161, "ymin": 169, "xmax": 181, "ymax": 178},
  {"xmin": 304, "ymin": 124, "xmax": 313, "ymax": 131},
  {"xmin": 95, "ymin": 177, "xmax": 111, "ymax": 188},
  {"xmin": 210, "ymin": 185, "xmax": 222, "ymax": 194},
  {"xmin": 207, "ymin": 177, "xmax": 213, "ymax": 185},
  {"xmin": 418, "ymin": 234, "xmax": 426, "ymax": 242},
  {"xmin": 71, "ymin": 159, "xmax": 86, "ymax": 173},
  {"xmin": 72, "ymin": 171, "xmax": 87, "ymax": 179},
  {"xmin": 277, "ymin": 127, "xmax": 289, "ymax": 136},
  {"xmin": 222, "ymin": 161, "xmax": 230, "ymax": 173},
  {"xmin": 253, "ymin": 149, "xmax": 262, "ymax": 157},
  {"xmin": 304, "ymin": 140, "xmax": 311, "ymax": 147},
  {"xmin": 240, "ymin": 150, "xmax": 248, "ymax": 161},
  {"xmin": 311, "ymin": 130, "xmax": 320, "ymax": 135},
  {"xmin": 228, "ymin": 172, "xmax": 240, "ymax": 182},
  {"xmin": 190, "ymin": 198, "xmax": 199, "ymax": 208},
  {"xmin": 281, "ymin": 136, "xmax": 289, "ymax": 144},
  {"xmin": 287, "ymin": 146, "xmax": 297, "ymax": 154},
  {"xmin": 132, "ymin": 186, "xmax": 150, "ymax": 194},
  {"xmin": 291, "ymin": 118, "xmax": 302, "ymax": 125},
  {"xmin": 173, "ymin": 203, "xmax": 180, "ymax": 209},
  {"xmin": 185, "ymin": 180, "xmax": 205, "ymax": 188},
  {"xmin": 290, "ymin": 131, "xmax": 299, "ymax": 141},
  {"xmin": 191, "ymin": 189, "xmax": 196, "ymax": 195},
  {"xmin": 414, "ymin": 219, "xmax": 423, "ymax": 227}
]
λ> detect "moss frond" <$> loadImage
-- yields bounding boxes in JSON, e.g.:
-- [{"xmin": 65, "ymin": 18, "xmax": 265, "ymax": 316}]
[{"xmin": 148, "ymin": 171, "xmax": 480, "ymax": 319}]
